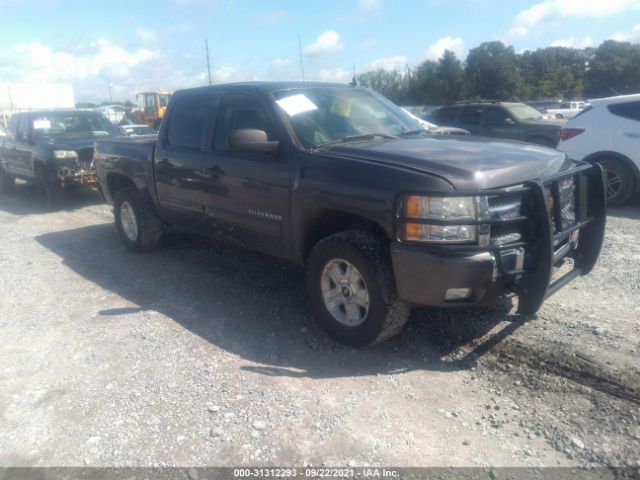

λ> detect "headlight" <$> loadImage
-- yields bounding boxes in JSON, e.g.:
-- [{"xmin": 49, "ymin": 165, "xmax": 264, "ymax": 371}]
[
  {"xmin": 404, "ymin": 223, "xmax": 477, "ymax": 242},
  {"xmin": 402, "ymin": 196, "xmax": 478, "ymax": 243},
  {"xmin": 53, "ymin": 150, "xmax": 78, "ymax": 159},
  {"xmin": 405, "ymin": 195, "xmax": 476, "ymax": 220}
]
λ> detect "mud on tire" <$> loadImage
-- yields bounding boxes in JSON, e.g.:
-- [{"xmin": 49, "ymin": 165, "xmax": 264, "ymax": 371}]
[
  {"xmin": 305, "ymin": 230, "xmax": 409, "ymax": 347},
  {"xmin": 114, "ymin": 188, "xmax": 164, "ymax": 252}
]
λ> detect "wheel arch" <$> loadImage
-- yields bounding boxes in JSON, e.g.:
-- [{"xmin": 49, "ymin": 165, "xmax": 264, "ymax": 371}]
[
  {"xmin": 582, "ymin": 151, "xmax": 639, "ymax": 192},
  {"xmin": 299, "ymin": 208, "xmax": 390, "ymax": 263}
]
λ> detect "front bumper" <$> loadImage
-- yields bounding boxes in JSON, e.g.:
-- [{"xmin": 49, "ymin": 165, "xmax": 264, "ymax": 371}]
[{"xmin": 391, "ymin": 162, "xmax": 606, "ymax": 314}]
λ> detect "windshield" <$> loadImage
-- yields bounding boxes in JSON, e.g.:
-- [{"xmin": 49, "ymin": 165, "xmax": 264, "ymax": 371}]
[
  {"xmin": 272, "ymin": 87, "xmax": 420, "ymax": 148},
  {"xmin": 31, "ymin": 112, "xmax": 119, "ymax": 138},
  {"xmin": 506, "ymin": 104, "xmax": 543, "ymax": 121}
]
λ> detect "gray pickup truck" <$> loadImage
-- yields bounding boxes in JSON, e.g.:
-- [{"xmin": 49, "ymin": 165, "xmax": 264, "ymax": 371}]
[
  {"xmin": 0, "ymin": 110, "xmax": 120, "ymax": 206},
  {"xmin": 94, "ymin": 82, "xmax": 606, "ymax": 346}
]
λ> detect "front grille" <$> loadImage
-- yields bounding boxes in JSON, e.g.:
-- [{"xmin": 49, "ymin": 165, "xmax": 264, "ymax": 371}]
[
  {"xmin": 545, "ymin": 176, "xmax": 579, "ymax": 234},
  {"xmin": 76, "ymin": 148, "xmax": 95, "ymax": 169},
  {"xmin": 488, "ymin": 192, "xmax": 522, "ymax": 219}
]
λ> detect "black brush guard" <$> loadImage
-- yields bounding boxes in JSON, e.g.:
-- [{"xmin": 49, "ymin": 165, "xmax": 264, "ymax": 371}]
[{"xmin": 396, "ymin": 162, "xmax": 606, "ymax": 314}]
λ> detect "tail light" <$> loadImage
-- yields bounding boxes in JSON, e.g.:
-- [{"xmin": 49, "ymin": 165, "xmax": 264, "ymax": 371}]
[{"xmin": 560, "ymin": 128, "xmax": 585, "ymax": 141}]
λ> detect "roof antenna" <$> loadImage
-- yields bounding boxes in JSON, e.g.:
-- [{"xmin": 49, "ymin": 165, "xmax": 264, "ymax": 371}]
[
  {"xmin": 298, "ymin": 34, "xmax": 305, "ymax": 82},
  {"xmin": 349, "ymin": 63, "xmax": 357, "ymax": 86}
]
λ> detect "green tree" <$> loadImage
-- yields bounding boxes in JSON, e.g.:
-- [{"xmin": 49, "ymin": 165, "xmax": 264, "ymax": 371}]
[
  {"xmin": 586, "ymin": 40, "xmax": 640, "ymax": 97},
  {"xmin": 464, "ymin": 41, "xmax": 523, "ymax": 100}
]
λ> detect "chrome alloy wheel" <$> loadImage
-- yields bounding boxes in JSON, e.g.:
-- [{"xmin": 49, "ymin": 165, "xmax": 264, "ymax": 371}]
[
  {"xmin": 120, "ymin": 201, "xmax": 138, "ymax": 242},
  {"xmin": 604, "ymin": 168, "xmax": 622, "ymax": 201},
  {"xmin": 320, "ymin": 259, "xmax": 370, "ymax": 327}
]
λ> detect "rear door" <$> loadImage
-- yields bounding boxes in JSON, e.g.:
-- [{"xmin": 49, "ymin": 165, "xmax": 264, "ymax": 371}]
[
  {"xmin": 611, "ymin": 101, "xmax": 640, "ymax": 165},
  {"xmin": 153, "ymin": 93, "xmax": 214, "ymax": 230},
  {"xmin": 200, "ymin": 91, "xmax": 291, "ymax": 258},
  {"xmin": 9, "ymin": 115, "xmax": 33, "ymax": 177}
]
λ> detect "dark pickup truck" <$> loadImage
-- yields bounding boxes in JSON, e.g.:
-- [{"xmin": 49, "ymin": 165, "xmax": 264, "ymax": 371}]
[
  {"xmin": 94, "ymin": 82, "xmax": 605, "ymax": 346},
  {"xmin": 0, "ymin": 110, "xmax": 120, "ymax": 205}
]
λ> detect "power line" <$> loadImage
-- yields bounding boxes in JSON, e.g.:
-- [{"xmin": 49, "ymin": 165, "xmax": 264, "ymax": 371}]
[{"xmin": 205, "ymin": 38, "xmax": 212, "ymax": 85}]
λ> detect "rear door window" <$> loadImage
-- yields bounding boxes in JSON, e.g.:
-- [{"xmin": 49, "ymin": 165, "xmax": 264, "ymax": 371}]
[
  {"xmin": 166, "ymin": 94, "xmax": 212, "ymax": 149},
  {"xmin": 608, "ymin": 101, "xmax": 640, "ymax": 122}
]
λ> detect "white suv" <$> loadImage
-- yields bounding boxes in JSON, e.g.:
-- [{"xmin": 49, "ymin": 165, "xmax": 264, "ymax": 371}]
[{"xmin": 557, "ymin": 94, "xmax": 640, "ymax": 206}]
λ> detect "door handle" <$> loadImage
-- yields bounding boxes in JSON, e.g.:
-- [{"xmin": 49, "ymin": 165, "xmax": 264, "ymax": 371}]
[
  {"xmin": 623, "ymin": 132, "xmax": 640, "ymax": 139},
  {"xmin": 156, "ymin": 158, "xmax": 170, "ymax": 171}
]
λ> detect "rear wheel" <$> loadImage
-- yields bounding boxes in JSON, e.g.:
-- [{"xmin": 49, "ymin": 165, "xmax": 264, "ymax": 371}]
[
  {"xmin": 114, "ymin": 188, "xmax": 164, "ymax": 252},
  {"xmin": 597, "ymin": 159, "xmax": 633, "ymax": 207},
  {"xmin": 0, "ymin": 167, "xmax": 16, "ymax": 194},
  {"xmin": 305, "ymin": 230, "xmax": 409, "ymax": 347}
]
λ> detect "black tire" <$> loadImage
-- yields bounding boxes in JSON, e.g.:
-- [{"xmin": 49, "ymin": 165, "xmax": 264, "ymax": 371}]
[
  {"xmin": 0, "ymin": 166, "xmax": 16, "ymax": 194},
  {"xmin": 36, "ymin": 169, "xmax": 64, "ymax": 209},
  {"xmin": 597, "ymin": 159, "xmax": 634, "ymax": 207},
  {"xmin": 114, "ymin": 188, "xmax": 164, "ymax": 252},
  {"xmin": 305, "ymin": 230, "xmax": 409, "ymax": 347}
]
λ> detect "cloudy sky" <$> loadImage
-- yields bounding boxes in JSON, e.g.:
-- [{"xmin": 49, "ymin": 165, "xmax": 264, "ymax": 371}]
[{"xmin": 1, "ymin": 0, "xmax": 639, "ymax": 102}]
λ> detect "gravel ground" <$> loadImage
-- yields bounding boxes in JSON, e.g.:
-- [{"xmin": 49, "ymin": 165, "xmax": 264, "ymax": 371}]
[{"xmin": 0, "ymin": 183, "xmax": 638, "ymax": 468}]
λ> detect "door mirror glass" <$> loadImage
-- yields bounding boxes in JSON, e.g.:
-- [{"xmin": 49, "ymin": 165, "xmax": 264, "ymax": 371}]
[{"xmin": 228, "ymin": 129, "xmax": 279, "ymax": 154}]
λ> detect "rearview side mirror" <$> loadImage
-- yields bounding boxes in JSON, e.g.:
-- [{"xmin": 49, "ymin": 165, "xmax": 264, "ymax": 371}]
[{"xmin": 228, "ymin": 129, "xmax": 279, "ymax": 155}]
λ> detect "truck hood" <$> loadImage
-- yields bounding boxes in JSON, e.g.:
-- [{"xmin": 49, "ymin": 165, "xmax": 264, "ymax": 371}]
[
  {"xmin": 38, "ymin": 134, "xmax": 113, "ymax": 152},
  {"xmin": 321, "ymin": 136, "xmax": 570, "ymax": 190}
]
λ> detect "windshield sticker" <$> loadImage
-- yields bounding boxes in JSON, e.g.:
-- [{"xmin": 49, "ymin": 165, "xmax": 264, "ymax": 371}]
[
  {"xmin": 330, "ymin": 99, "xmax": 351, "ymax": 118},
  {"xmin": 276, "ymin": 94, "xmax": 318, "ymax": 117},
  {"xmin": 33, "ymin": 119, "xmax": 51, "ymax": 130}
]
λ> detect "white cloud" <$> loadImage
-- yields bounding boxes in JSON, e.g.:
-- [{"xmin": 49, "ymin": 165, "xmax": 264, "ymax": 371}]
[
  {"xmin": 611, "ymin": 23, "xmax": 640, "ymax": 42},
  {"xmin": 358, "ymin": 0, "xmax": 381, "ymax": 12},
  {"xmin": 314, "ymin": 68, "xmax": 352, "ymax": 83},
  {"xmin": 135, "ymin": 28, "xmax": 157, "ymax": 44},
  {"xmin": 303, "ymin": 31, "xmax": 344, "ymax": 56},
  {"xmin": 510, "ymin": 0, "xmax": 640, "ymax": 38},
  {"xmin": 550, "ymin": 36, "xmax": 594, "ymax": 48},
  {"xmin": 425, "ymin": 36, "xmax": 465, "ymax": 61},
  {"xmin": 365, "ymin": 55, "xmax": 408, "ymax": 71},
  {"xmin": 11, "ymin": 40, "xmax": 156, "ymax": 82}
]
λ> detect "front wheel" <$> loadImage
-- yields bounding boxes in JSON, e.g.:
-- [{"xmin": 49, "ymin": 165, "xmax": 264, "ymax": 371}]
[
  {"xmin": 114, "ymin": 188, "xmax": 164, "ymax": 252},
  {"xmin": 597, "ymin": 159, "xmax": 634, "ymax": 207},
  {"xmin": 305, "ymin": 231, "xmax": 409, "ymax": 347},
  {"xmin": 0, "ymin": 167, "xmax": 16, "ymax": 194}
]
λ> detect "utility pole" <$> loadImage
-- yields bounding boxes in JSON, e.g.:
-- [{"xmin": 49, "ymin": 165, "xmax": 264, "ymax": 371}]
[
  {"xmin": 298, "ymin": 34, "xmax": 305, "ymax": 82},
  {"xmin": 107, "ymin": 80, "xmax": 113, "ymax": 103},
  {"xmin": 205, "ymin": 38, "xmax": 212, "ymax": 85}
]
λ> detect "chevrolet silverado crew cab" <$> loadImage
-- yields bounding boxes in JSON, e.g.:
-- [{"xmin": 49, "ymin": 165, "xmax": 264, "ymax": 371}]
[
  {"xmin": 94, "ymin": 82, "xmax": 606, "ymax": 347},
  {"xmin": 0, "ymin": 110, "xmax": 120, "ymax": 206}
]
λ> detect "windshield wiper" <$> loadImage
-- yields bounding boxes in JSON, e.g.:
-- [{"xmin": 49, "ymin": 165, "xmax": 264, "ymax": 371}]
[
  {"xmin": 400, "ymin": 129, "xmax": 430, "ymax": 137},
  {"xmin": 314, "ymin": 133, "xmax": 398, "ymax": 149}
]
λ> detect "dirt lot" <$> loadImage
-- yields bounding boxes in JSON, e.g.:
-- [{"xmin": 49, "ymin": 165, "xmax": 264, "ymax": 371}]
[{"xmin": 0, "ymin": 183, "xmax": 639, "ymax": 468}]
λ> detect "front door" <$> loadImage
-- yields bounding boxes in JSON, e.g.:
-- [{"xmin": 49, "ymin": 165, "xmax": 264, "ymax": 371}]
[
  {"xmin": 153, "ymin": 93, "xmax": 213, "ymax": 230},
  {"xmin": 482, "ymin": 107, "xmax": 523, "ymax": 141},
  {"xmin": 200, "ymin": 92, "xmax": 290, "ymax": 258}
]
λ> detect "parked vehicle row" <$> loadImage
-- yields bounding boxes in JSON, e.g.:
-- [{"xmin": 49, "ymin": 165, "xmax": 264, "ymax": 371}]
[
  {"xmin": 92, "ymin": 82, "xmax": 605, "ymax": 346},
  {"xmin": 424, "ymin": 101, "xmax": 563, "ymax": 148}
]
